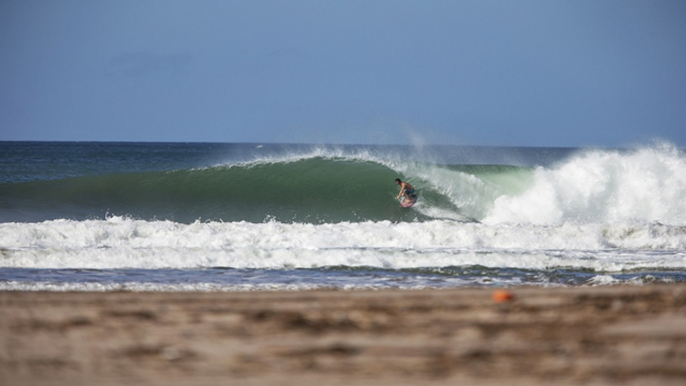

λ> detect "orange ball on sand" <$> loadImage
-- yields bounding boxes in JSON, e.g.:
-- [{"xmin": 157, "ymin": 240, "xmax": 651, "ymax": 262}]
[{"xmin": 492, "ymin": 289, "xmax": 514, "ymax": 302}]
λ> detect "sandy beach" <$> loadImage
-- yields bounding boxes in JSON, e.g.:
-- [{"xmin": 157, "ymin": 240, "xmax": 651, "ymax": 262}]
[{"xmin": 1, "ymin": 285, "xmax": 685, "ymax": 386}]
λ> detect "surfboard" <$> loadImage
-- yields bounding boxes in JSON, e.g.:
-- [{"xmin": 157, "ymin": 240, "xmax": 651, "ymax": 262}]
[{"xmin": 400, "ymin": 194, "xmax": 417, "ymax": 208}]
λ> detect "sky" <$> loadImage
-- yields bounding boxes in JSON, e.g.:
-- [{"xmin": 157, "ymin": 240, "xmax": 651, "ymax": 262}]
[{"xmin": 1, "ymin": 0, "xmax": 685, "ymax": 147}]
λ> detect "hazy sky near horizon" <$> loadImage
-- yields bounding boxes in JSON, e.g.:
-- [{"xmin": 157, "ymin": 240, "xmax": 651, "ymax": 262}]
[{"xmin": 1, "ymin": 0, "xmax": 685, "ymax": 147}]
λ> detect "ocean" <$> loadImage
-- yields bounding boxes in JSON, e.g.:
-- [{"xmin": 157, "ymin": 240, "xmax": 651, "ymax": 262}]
[{"xmin": 1, "ymin": 141, "xmax": 685, "ymax": 291}]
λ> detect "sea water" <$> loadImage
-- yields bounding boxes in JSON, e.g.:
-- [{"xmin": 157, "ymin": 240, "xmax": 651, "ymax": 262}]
[{"xmin": 1, "ymin": 141, "xmax": 685, "ymax": 291}]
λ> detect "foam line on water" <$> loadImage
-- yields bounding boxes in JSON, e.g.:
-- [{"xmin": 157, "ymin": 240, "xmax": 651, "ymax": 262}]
[{"xmin": 1, "ymin": 218, "xmax": 685, "ymax": 270}]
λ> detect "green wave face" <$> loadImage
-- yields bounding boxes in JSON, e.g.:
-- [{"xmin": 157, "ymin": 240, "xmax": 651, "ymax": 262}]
[
  {"xmin": 0, "ymin": 158, "xmax": 417, "ymax": 223},
  {"xmin": 0, "ymin": 156, "xmax": 534, "ymax": 224}
]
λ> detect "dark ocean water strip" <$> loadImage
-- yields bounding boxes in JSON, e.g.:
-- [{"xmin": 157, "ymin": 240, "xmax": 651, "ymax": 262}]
[{"xmin": 1, "ymin": 267, "xmax": 684, "ymax": 291}]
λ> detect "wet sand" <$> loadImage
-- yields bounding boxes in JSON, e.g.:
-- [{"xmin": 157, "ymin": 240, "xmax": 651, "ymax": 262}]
[{"xmin": 1, "ymin": 285, "xmax": 686, "ymax": 386}]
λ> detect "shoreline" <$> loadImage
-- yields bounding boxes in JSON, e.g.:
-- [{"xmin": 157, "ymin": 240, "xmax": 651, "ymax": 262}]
[{"xmin": 2, "ymin": 285, "xmax": 686, "ymax": 385}]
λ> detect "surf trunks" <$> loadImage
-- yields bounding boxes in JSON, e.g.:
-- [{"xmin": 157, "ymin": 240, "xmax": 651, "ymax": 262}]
[{"xmin": 405, "ymin": 188, "xmax": 415, "ymax": 195}]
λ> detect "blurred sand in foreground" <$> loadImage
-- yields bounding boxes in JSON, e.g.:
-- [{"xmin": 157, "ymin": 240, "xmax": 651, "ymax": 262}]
[{"xmin": 1, "ymin": 285, "xmax": 685, "ymax": 386}]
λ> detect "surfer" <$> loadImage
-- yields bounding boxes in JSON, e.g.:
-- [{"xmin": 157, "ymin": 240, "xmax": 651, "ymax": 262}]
[{"xmin": 395, "ymin": 178, "xmax": 415, "ymax": 201}]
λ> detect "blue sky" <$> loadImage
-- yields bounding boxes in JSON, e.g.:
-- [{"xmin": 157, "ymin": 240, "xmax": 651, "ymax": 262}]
[{"xmin": 1, "ymin": 0, "xmax": 685, "ymax": 146}]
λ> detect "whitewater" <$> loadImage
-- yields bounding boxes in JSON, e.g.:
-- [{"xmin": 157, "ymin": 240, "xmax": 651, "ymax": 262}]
[{"xmin": 1, "ymin": 142, "xmax": 685, "ymax": 291}]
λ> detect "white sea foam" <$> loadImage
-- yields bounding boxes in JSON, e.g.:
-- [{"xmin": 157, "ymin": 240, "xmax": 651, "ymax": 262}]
[
  {"xmin": 1, "ymin": 217, "xmax": 685, "ymax": 270},
  {"xmin": 483, "ymin": 144, "xmax": 686, "ymax": 225},
  {"xmin": 0, "ymin": 281, "xmax": 334, "ymax": 292},
  {"xmin": 0, "ymin": 279, "xmax": 528, "ymax": 292}
]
